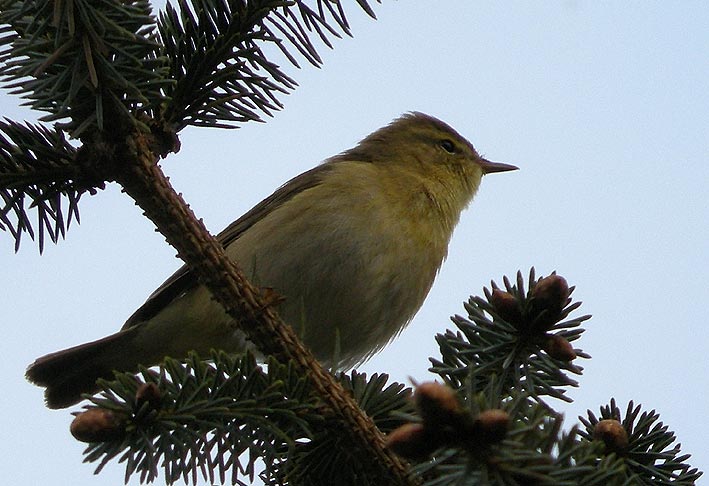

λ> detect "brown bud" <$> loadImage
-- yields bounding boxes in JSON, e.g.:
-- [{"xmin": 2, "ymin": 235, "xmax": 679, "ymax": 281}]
[
  {"xmin": 70, "ymin": 408, "xmax": 126, "ymax": 443},
  {"xmin": 594, "ymin": 419, "xmax": 629, "ymax": 453},
  {"xmin": 529, "ymin": 274, "xmax": 570, "ymax": 331},
  {"xmin": 414, "ymin": 382, "xmax": 464, "ymax": 428},
  {"xmin": 472, "ymin": 409, "xmax": 510, "ymax": 444},
  {"xmin": 386, "ymin": 423, "xmax": 441, "ymax": 460},
  {"xmin": 542, "ymin": 334, "xmax": 576, "ymax": 361},
  {"xmin": 135, "ymin": 382, "xmax": 162, "ymax": 410},
  {"xmin": 490, "ymin": 289, "xmax": 523, "ymax": 325},
  {"xmin": 532, "ymin": 274, "xmax": 570, "ymax": 304}
]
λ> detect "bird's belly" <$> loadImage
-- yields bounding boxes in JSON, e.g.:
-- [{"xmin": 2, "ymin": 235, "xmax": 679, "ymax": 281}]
[{"xmin": 229, "ymin": 216, "xmax": 439, "ymax": 368}]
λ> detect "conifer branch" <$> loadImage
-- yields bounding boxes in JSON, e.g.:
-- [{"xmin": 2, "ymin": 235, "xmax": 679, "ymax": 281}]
[
  {"xmin": 580, "ymin": 399, "xmax": 702, "ymax": 485},
  {"xmin": 73, "ymin": 354, "xmax": 414, "ymax": 485},
  {"xmin": 384, "ymin": 272, "xmax": 701, "ymax": 485},
  {"xmin": 76, "ymin": 352, "xmax": 318, "ymax": 484},
  {"xmin": 0, "ymin": 0, "xmax": 166, "ymax": 136},
  {"xmin": 158, "ymin": 0, "xmax": 378, "ymax": 130},
  {"xmin": 0, "ymin": 120, "xmax": 80, "ymax": 251},
  {"xmin": 0, "ymin": 0, "xmax": 379, "ymax": 252},
  {"xmin": 431, "ymin": 269, "xmax": 591, "ymax": 406}
]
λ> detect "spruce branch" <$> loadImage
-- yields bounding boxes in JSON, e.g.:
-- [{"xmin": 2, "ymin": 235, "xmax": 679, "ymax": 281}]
[
  {"xmin": 405, "ymin": 393, "xmax": 615, "ymax": 485},
  {"xmin": 430, "ymin": 268, "xmax": 591, "ymax": 407},
  {"xmin": 579, "ymin": 399, "xmax": 702, "ymax": 485},
  {"xmin": 72, "ymin": 352, "xmax": 414, "ymax": 485},
  {"xmin": 0, "ymin": 0, "xmax": 166, "ymax": 251},
  {"xmin": 158, "ymin": 0, "xmax": 378, "ymax": 130},
  {"xmin": 3, "ymin": 1, "xmax": 415, "ymax": 482},
  {"xmin": 0, "ymin": 0, "xmax": 167, "ymax": 136},
  {"xmin": 73, "ymin": 352, "xmax": 318, "ymax": 485},
  {"xmin": 268, "ymin": 371, "xmax": 415, "ymax": 486},
  {"xmin": 383, "ymin": 270, "xmax": 703, "ymax": 485},
  {"xmin": 0, "ymin": 119, "xmax": 80, "ymax": 251},
  {"xmin": 1, "ymin": 0, "xmax": 379, "ymax": 252}
]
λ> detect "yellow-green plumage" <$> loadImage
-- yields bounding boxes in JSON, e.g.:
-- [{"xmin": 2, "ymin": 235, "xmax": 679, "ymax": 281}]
[{"xmin": 26, "ymin": 112, "xmax": 517, "ymax": 408}]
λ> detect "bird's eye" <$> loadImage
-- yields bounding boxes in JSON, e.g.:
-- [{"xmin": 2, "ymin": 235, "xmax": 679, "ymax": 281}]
[{"xmin": 439, "ymin": 139, "xmax": 457, "ymax": 153}]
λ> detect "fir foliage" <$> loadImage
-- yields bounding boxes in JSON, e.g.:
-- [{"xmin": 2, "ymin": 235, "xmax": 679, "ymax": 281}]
[
  {"xmin": 389, "ymin": 270, "xmax": 700, "ymax": 486},
  {"xmin": 412, "ymin": 402, "xmax": 616, "ymax": 486},
  {"xmin": 0, "ymin": 0, "xmax": 167, "ymax": 135},
  {"xmin": 268, "ymin": 371, "xmax": 414, "ymax": 486},
  {"xmin": 77, "ymin": 351, "xmax": 413, "ymax": 485},
  {"xmin": 431, "ymin": 269, "xmax": 591, "ymax": 406},
  {"xmin": 158, "ymin": 0, "xmax": 373, "ymax": 130},
  {"xmin": 579, "ymin": 399, "xmax": 702, "ymax": 485},
  {"xmin": 0, "ymin": 119, "xmax": 78, "ymax": 251},
  {"xmin": 81, "ymin": 351, "xmax": 318, "ymax": 485},
  {"xmin": 0, "ymin": 0, "xmax": 378, "ymax": 252},
  {"xmin": 69, "ymin": 270, "xmax": 702, "ymax": 485}
]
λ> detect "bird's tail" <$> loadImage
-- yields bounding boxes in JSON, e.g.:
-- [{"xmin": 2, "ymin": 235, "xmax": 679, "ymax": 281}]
[{"xmin": 26, "ymin": 328, "xmax": 143, "ymax": 409}]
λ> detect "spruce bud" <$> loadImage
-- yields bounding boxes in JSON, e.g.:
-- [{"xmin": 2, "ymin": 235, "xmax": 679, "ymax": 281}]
[
  {"xmin": 70, "ymin": 408, "xmax": 125, "ymax": 443},
  {"xmin": 594, "ymin": 419, "xmax": 629, "ymax": 453}
]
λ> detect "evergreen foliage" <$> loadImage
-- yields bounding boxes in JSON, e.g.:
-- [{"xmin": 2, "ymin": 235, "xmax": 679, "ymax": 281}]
[
  {"xmin": 68, "ymin": 270, "xmax": 700, "ymax": 485},
  {"xmin": 0, "ymin": 119, "xmax": 78, "ymax": 251},
  {"xmin": 0, "ymin": 0, "xmax": 375, "ymax": 252},
  {"xmin": 73, "ymin": 352, "xmax": 414, "ymax": 485},
  {"xmin": 431, "ymin": 269, "xmax": 591, "ymax": 405},
  {"xmin": 579, "ymin": 399, "xmax": 702, "ymax": 485}
]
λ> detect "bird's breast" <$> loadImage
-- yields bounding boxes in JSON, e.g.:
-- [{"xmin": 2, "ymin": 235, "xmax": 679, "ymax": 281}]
[{"xmin": 225, "ymin": 170, "xmax": 448, "ymax": 367}]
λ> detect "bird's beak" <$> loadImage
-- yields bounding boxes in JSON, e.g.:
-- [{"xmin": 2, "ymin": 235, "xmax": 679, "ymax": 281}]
[{"xmin": 478, "ymin": 158, "xmax": 519, "ymax": 174}]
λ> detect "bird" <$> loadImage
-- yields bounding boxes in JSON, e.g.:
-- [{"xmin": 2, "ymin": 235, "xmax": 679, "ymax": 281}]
[{"xmin": 26, "ymin": 112, "xmax": 518, "ymax": 408}]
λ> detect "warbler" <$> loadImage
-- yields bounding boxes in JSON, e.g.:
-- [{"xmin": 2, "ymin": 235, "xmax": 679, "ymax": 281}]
[{"xmin": 27, "ymin": 112, "xmax": 517, "ymax": 408}]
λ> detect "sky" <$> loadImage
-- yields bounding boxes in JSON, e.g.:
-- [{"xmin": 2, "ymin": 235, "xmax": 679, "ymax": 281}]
[{"xmin": 2, "ymin": 2, "xmax": 708, "ymax": 485}]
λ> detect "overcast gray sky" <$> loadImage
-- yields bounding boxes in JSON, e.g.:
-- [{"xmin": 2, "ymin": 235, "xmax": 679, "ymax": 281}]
[{"xmin": 2, "ymin": 2, "xmax": 708, "ymax": 485}]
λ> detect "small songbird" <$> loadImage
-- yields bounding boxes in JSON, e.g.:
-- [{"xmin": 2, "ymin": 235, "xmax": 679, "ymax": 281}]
[{"xmin": 26, "ymin": 112, "xmax": 518, "ymax": 408}]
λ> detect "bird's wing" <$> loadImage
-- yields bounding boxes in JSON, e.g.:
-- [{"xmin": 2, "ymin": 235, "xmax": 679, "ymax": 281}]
[{"xmin": 121, "ymin": 162, "xmax": 338, "ymax": 330}]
